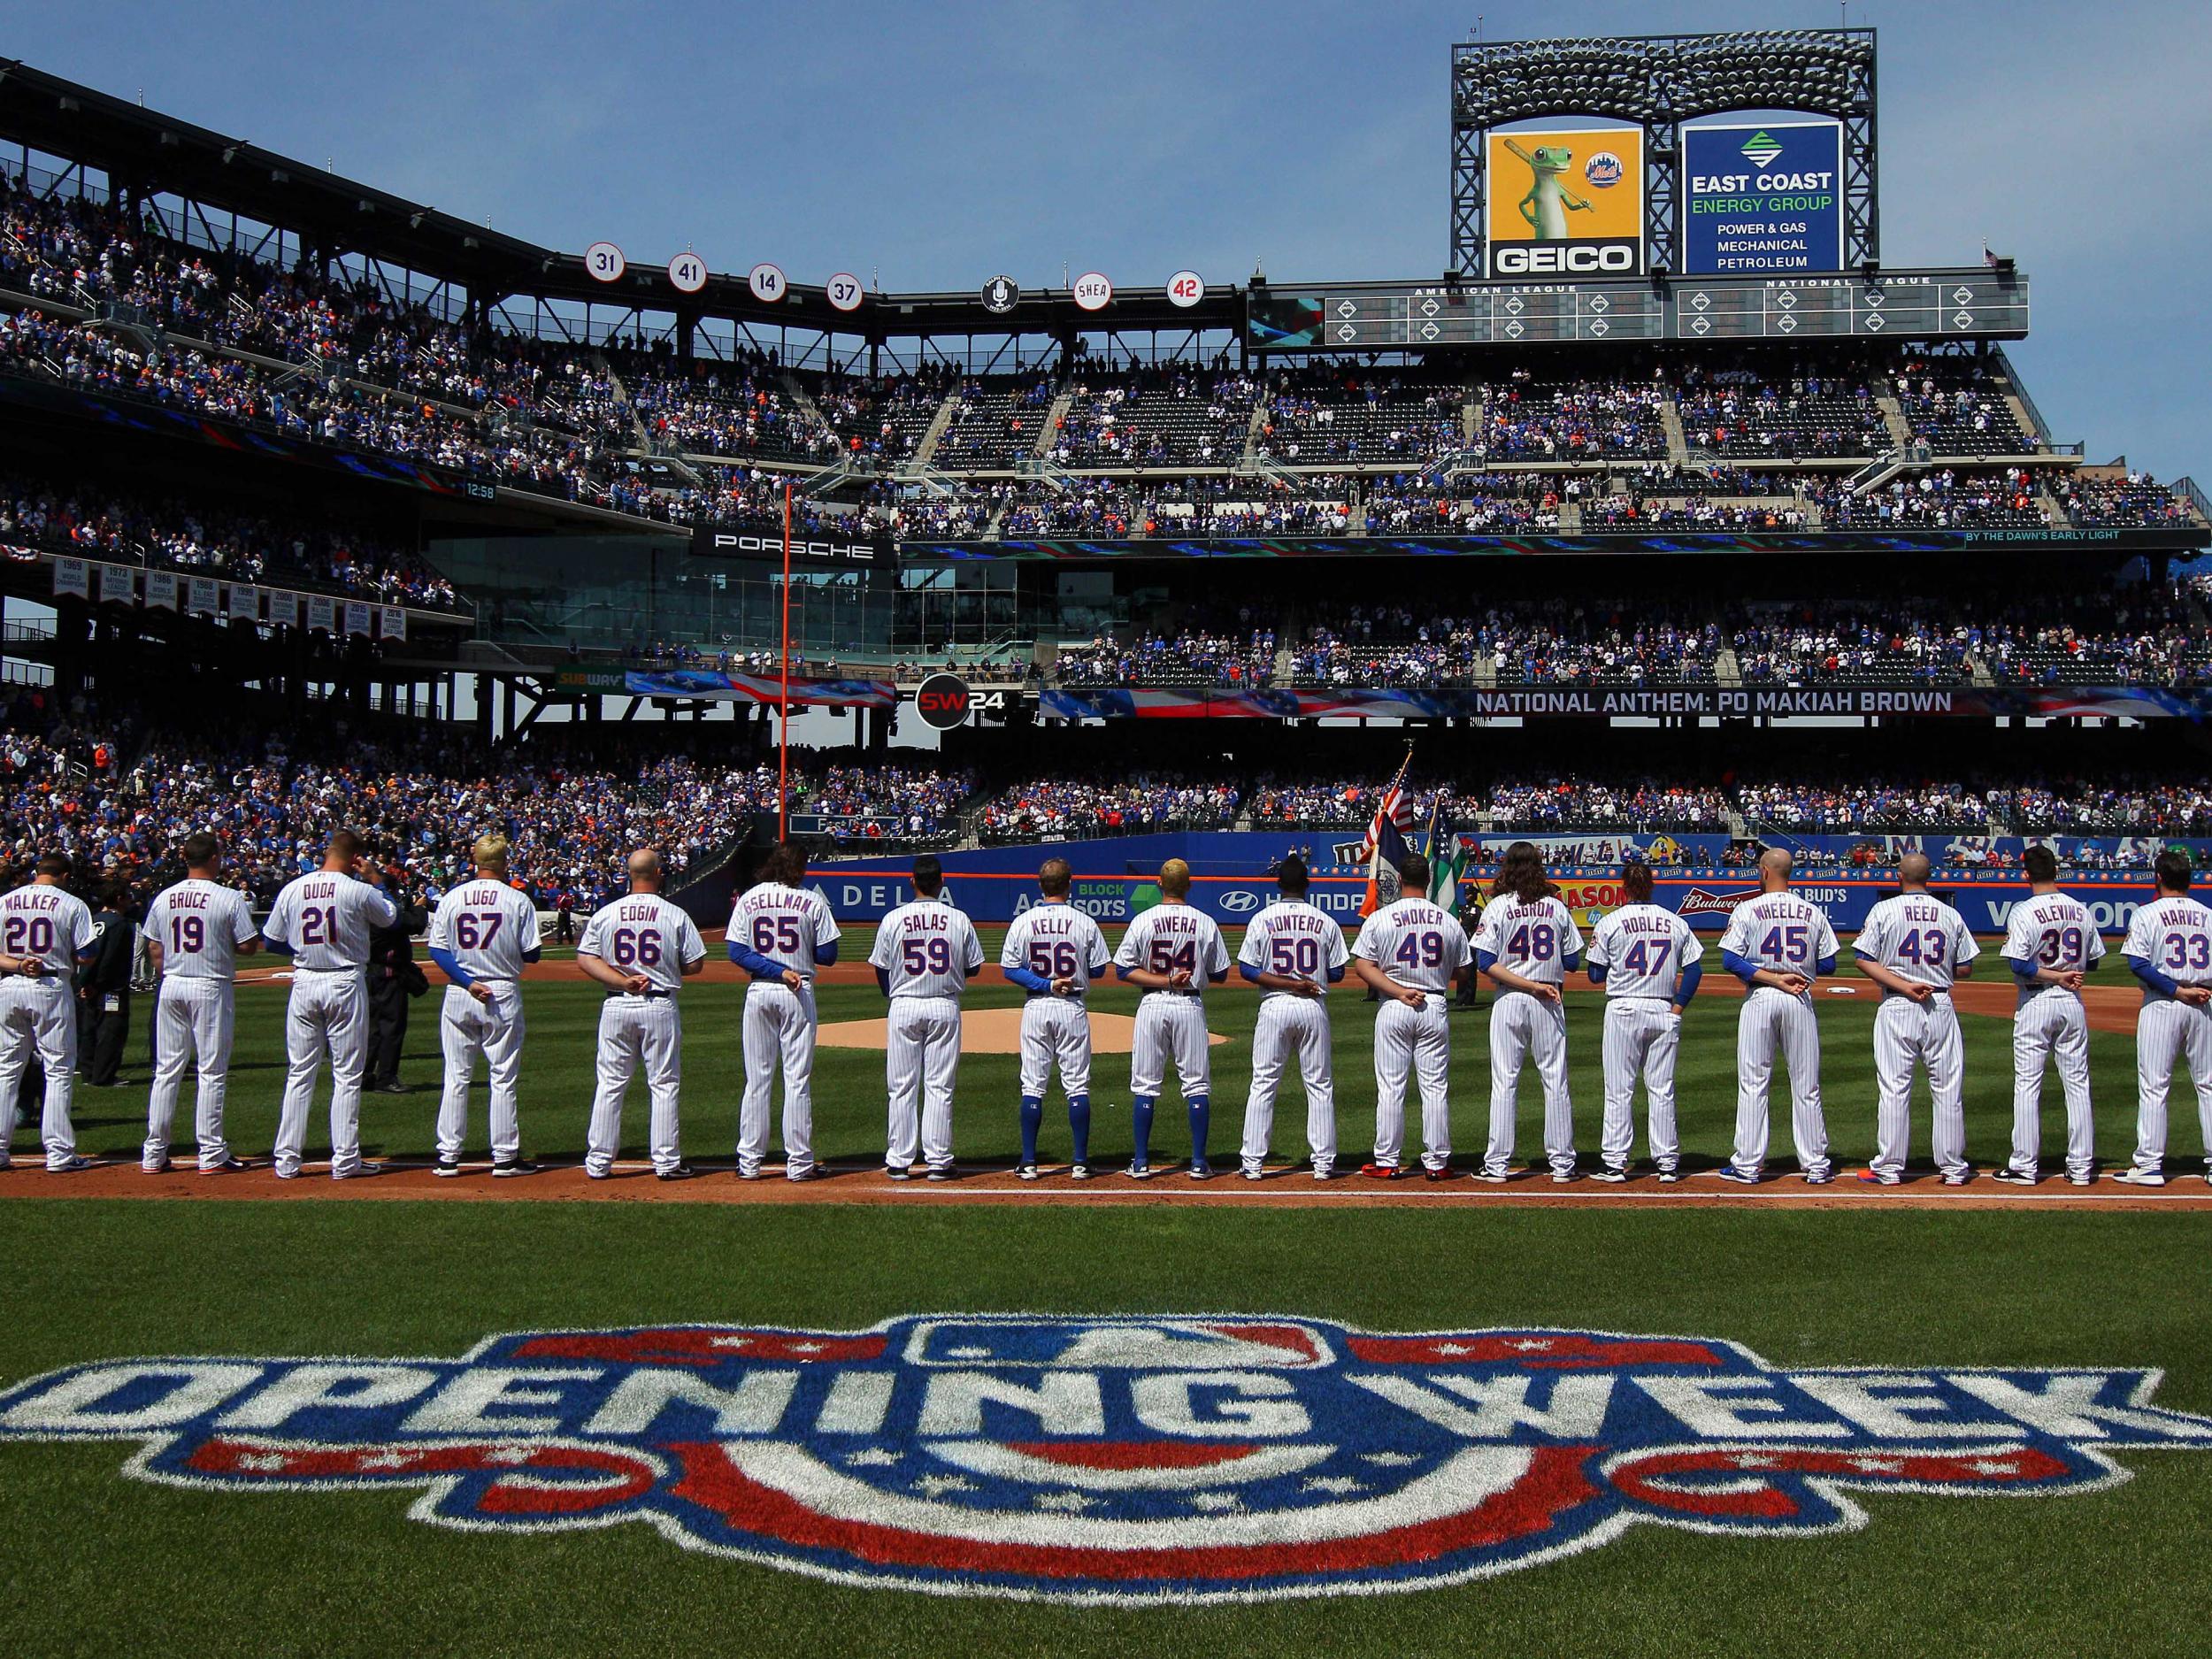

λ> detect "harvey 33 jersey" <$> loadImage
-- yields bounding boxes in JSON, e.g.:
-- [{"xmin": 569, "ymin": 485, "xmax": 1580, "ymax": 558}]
[
  {"xmin": 141, "ymin": 879, "xmax": 259, "ymax": 982},
  {"xmin": 1720, "ymin": 891, "xmax": 1839, "ymax": 985},
  {"xmin": 579, "ymin": 894, "xmax": 705, "ymax": 995},
  {"xmin": 426, "ymin": 880, "xmax": 543, "ymax": 982},
  {"xmin": 2124, "ymin": 895, "xmax": 2212, "ymax": 1002},
  {"xmin": 1113, "ymin": 903, "xmax": 1230, "ymax": 989},
  {"xmin": 1000, "ymin": 904, "xmax": 1110, "ymax": 994},
  {"xmin": 1354, "ymin": 898, "xmax": 1473, "ymax": 997},
  {"xmin": 1586, "ymin": 903, "xmax": 1702, "ymax": 1000},
  {"xmin": 1236, "ymin": 899, "xmax": 1349, "ymax": 995},
  {"xmin": 1473, "ymin": 895, "xmax": 1584, "ymax": 987},
  {"xmin": 729, "ymin": 883, "xmax": 841, "ymax": 979},
  {"xmin": 869, "ymin": 899, "xmax": 985, "ymax": 998}
]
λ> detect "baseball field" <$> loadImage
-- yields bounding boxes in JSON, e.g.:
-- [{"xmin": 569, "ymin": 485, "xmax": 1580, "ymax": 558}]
[{"xmin": 4, "ymin": 935, "xmax": 2209, "ymax": 1657}]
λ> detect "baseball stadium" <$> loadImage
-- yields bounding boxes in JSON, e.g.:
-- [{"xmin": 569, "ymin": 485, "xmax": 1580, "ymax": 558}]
[{"xmin": 1, "ymin": 12, "xmax": 2208, "ymax": 1655}]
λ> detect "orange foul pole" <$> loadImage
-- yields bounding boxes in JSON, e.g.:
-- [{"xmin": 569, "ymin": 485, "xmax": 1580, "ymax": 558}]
[{"xmin": 779, "ymin": 481, "xmax": 792, "ymax": 840}]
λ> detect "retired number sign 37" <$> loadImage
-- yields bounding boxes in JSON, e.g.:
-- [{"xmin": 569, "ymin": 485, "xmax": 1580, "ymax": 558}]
[{"xmin": 4, "ymin": 1316, "xmax": 2208, "ymax": 1605}]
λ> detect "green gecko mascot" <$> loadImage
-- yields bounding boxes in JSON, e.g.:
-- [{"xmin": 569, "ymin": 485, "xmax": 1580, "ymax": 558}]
[{"xmin": 1504, "ymin": 138, "xmax": 1593, "ymax": 240}]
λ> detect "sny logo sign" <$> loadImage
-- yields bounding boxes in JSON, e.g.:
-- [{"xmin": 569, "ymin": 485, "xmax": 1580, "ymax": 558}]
[{"xmin": 4, "ymin": 1317, "xmax": 2207, "ymax": 1605}]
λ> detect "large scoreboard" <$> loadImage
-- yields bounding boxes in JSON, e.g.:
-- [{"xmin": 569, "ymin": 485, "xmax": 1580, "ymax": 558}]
[{"xmin": 1247, "ymin": 269, "xmax": 2028, "ymax": 351}]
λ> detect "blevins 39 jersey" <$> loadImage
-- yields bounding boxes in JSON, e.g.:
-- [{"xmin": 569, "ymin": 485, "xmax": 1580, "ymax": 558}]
[
  {"xmin": 729, "ymin": 882, "xmax": 841, "ymax": 979},
  {"xmin": 265, "ymin": 872, "xmax": 399, "ymax": 973},
  {"xmin": 1000, "ymin": 904, "xmax": 1110, "ymax": 995},
  {"xmin": 1720, "ymin": 891, "xmax": 1839, "ymax": 987},
  {"xmin": 142, "ymin": 879, "xmax": 259, "ymax": 982},
  {"xmin": 0, "ymin": 883, "xmax": 94, "ymax": 979},
  {"xmin": 2124, "ymin": 895, "xmax": 2212, "ymax": 1003},
  {"xmin": 1473, "ymin": 895, "xmax": 1584, "ymax": 988},
  {"xmin": 870, "ymin": 899, "xmax": 985, "ymax": 999},
  {"xmin": 1586, "ymin": 903, "xmax": 1702, "ymax": 1000},
  {"xmin": 2001, "ymin": 891, "xmax": 2105, "ymax": 1008},
  {"xmin": 579, "ymin": 894, "xmax": 705, "ymax": 995},
  {"xmin": 427, "ymin": 879, "xmax": 543, "ymax": 982},
  {"xmin": 1236, "ymin": 899, "xmax": 1350, "ymax": 996},
  {"xmin": 1114, "ymin": 903, "xmax": 1230, "ymax": 992},
  {"xmin": 1355, "ymin": 898, "xmax": 1473, "ymax": 997},
  {"xmin": 1855, "ymin": 893, "xmax": 1979, "ymax": 990}
]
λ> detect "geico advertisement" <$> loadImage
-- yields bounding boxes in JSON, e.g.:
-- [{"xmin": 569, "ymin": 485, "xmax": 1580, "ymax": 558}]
[{"xmin": 1485, "ymin": 127, "xmax": 1645, "ymax": 276}]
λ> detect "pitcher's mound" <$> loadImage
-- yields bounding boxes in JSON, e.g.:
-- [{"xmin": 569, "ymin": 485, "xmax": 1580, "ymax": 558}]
[{"xmin": 817, "ymin": 1008, "xmax": 1230, "ymax": 1056}]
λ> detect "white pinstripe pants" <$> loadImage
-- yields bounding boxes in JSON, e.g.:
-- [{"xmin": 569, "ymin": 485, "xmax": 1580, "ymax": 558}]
[
  {"xmin": 1870, "ymin": 992, "xmax": 1966, "ymax": 1178},
  {"xmin": 1486, "ymin": 991, "xmax": 1575, "ymax": 1175},
  {"xmin": 1599, "ymin": 998, "xmax": 1681, "ymax": 1169},
  {"xmin": 887, "ymin": 995, "xmax": 961, "ymax": 1171},
  {"xmin": 586, "ymin": 995, "xmax": 683, "ymax": 1175}
]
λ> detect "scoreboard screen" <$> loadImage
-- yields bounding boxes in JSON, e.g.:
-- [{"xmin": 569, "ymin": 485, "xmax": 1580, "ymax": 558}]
[{"xmin": 1247, "ymin": 269, "xmax": 2028, "ymax": 351}]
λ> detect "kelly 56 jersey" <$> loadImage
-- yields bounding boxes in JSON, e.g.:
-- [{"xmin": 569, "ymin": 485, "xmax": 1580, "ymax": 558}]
[{"xmin": 1001, "ymin": 904, "xmax": 1110, "ymax": 995}]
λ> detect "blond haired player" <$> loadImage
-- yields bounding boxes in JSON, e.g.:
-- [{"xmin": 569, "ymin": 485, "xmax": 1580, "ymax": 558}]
[
  {"xmin": 1992, "ymin": 844, "xmax": 2104, "ymax": 1187},
  {"xmin": 1112, "ymin": 859, "xmax": 1230, "ymax": 1179},
  {"xmin": 140, "ymin": 833, "xmax": 261, "ymax": 1173},
  {"xmin": 577, "ymin": 849, "xmax": 706, "ymax": 1180},
  {"xmin": 1584, "ymin": 860, "xmax": 1702, "ymax": 1182},
  {"xmin": 869, "ymin": 854, "xmax": 984, "ymax": 1180},
  {"xmin": 1352, "ymin": 852, "xmax": 1473, "ymax": 1179},
  {"xmin": 1236, "ymin": 856, "xmax": 1348, "ymax": 1180},
  {"xmin": 999, "ymin": 857, "xmax": 1109, "ymax": 1179},
  {"xmin": 426, "ymin": 833, "xmax": 542, "ymax": 1177}
]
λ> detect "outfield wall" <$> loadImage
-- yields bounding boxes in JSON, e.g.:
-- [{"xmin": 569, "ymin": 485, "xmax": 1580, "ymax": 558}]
[{"xmin": 812, "ymin": 831, "xmax": 2190, "ymax": 934}]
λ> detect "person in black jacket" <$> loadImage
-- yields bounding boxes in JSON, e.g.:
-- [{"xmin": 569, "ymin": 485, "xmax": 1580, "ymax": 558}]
[
  {"xmin": 77, "ymin": 881, "xmax": 138, "ymax": 1086},
  {"xmin": 365, "ymin": 865, "xmax": 429, "ymax": 1094}
]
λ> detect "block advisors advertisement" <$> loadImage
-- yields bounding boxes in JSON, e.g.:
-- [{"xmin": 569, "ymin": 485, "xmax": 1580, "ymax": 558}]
[
  {"xmin": 1683, "ymin": 120, "xmax": 1844, "ymax": 274},
  {"xmin": 1485, "ymin": 127, "xmax": 1645, "ymax": 277}
]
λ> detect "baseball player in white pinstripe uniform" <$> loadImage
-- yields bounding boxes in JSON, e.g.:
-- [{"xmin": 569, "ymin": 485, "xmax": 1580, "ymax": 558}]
[
  {"xmin": 1993, "ymin": 844, "xmax": 2104, "ymax": 1187},
  {"xmin": 1718, "ymin": 848, "xmax": 1840, "ymax": 1185},
  {"xmin": 0, "ymin": 854, "xmax": 97, "ymax": 1172},
  {"xmin": 1851, "ymin": 853, "xmax": 1980, "ymax": 1186},
  {"xmin": 1473, "ymin": 842, "xmax": 1584, "ymax": 1182},
  {"xmin": 140, "ymin": 834, "xmax": 261, "ymax": 1173},
  {"xmin": 1235, "ymin": 856, "xmax": 1348, "ymax": 1181},
  {"xmin": 870, "ymin": 855, "xmax": 983, "ymax": 1181},
  {"xmin": 425, "ymin": 835, "xmax": 542, "ymax": 1178},
  {"xmin": 2117, "ymin": 849, "xmax": 2212, "ymax": 1187},
  {"xmin": 999, "ymin": 857, "xmax": 1109, "ymax": 1179},
  {"xmin": 1351, "ymin": 852, "xmax": 1472, "ymax": 1180},
  {"xmin": 728, "ymin": 841, "xmax": 841, "ymax": 1180},
  {"xmin": 263, "ymin": 832, "xmax": 400, "ymax": 1180},
  {"xmin": 577, "ymin": 849, "xmax": 705, "ymax": 1180},
  {"xmin": 1113, "ymin": 859, "xmax": 1230, "ymax": 1179},
  {"xmin": 1584, "ymin": 860, "xmax": 1703, "ymax": 1182}
]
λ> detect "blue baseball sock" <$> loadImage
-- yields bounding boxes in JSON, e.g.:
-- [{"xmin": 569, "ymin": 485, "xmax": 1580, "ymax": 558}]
[
  {"xmin": 1069, "ymin": 1094, "xmax": 1091, "ymax": 1164},
  {"xmin": 1188, "ymin": 1094, "xmax": 1211, "ymax": 1164},
  {"xmin": 1018, "ymin": 1096, "xmax": 1042, "ymax": 1165},
  {"xmin": 1131, "ymin": 1094, "xmax": 1155, "ymax": 1164}
]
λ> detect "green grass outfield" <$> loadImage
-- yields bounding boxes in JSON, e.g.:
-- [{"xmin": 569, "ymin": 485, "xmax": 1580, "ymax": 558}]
[{"xmin": 4, "ymin": 948, "xmax": 2209, "ymax": 1658}]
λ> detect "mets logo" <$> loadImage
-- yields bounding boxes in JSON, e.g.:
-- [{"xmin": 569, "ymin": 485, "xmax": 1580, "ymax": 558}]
[
  {"xmin": 4, "ymin": 1316, "xmax": 2208, "ymax": 1605},
  {"xmin": 1583, "ymin": 150, "xmax": 1624, "ymax": 188}
]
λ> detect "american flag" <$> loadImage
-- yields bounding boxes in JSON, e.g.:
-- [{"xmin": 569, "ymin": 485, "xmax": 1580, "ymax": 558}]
[{"xmin": 1357, "ymin": 750, "xmax": 1417, "ymax": 861}]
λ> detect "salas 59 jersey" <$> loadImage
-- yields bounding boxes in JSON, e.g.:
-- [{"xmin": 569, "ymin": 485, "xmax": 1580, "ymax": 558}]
[
  {"xmin": 1354, "ymin": 898, "xmax": 1473, "ymax": 996},
  {"xmin": 1113, "ymin": 902, "xmax": 1230, "ymax": 991},
  {"xmin": 1719, "ymin": 890, "xmax": 1839, "ymax": 987},
  {"xmin": 426, "ymin": 879, "xmax": 543, "ymax": 982},
  {"xmin": 1236, "ymin": 898, "xmax": 1349, "ymax": 996},
  {"xmin": 1000, "ymin": 903, "xmax": 1110, "ymax": 994},
  {"xmin": 1586, "ymin": 902, "xmax": 1702, "ymax": 1000},
  {"xmin": 729, "ymin": 881, "xmax": 841, "ymax": 979},
  {"xmin": 2001, "ymin": 891, "xmax": 2105, "ymax": 1008},
  {"xmin": 869, "ymin": 898, "xmax": 985, "ymax": 999},
  {"xmin": 2124, "ymin": 894, "xmax": 2212, "ymax": 1003},
  {"xmin": 1472, "ymin": 894, "xmax": 1583, "ymax": 987}
]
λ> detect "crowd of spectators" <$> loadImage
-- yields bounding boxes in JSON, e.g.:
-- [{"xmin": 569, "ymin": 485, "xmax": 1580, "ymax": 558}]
[
  {"xmin": 979, "ymin": 774, "xmax": 1241, "ymax": 840},
  {"xmin": 1733, "ymin": 779, "xmax": 1996, "ymax": 830},
  {"xmin": 1055, "ymin": 623, "xmax": 1278, "ymax": 687},
  {"xmin": 1473, "ymin": 375, "xmax": 1670, "ymax": 461}
]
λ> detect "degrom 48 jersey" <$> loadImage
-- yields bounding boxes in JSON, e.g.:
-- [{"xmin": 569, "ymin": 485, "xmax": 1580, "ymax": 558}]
[
  {"xmin": 579, "ymin": 895, "xmax": 706, "ymax": 993},
  {"xmin": 142, "ymin": 879, "xmax": 258, "ymax": 981},
  {"xmin": 1472, "ymin": 895, "xmax": 1580, "ymax": 987},
  {"xmin": 1001, "ymin": 905, "xmax": 1110, "ymax": 992},
  {"xmin": 1720, "ymin": 891, "xmax": 1839, "ymax": 984},
  {"xmin": 730, "ymin": 883, "xmax": 841, "ymax": 979},
  {"xmin": 1114, "ymin": 903, "xmax": 1230, "ymax": 987},
  {"xmin": 0, "ymin": 882, "xmax": 95, "ymax": 977},
  {"xmin": 427, "ymin": 880, "xmax": 543, "ymax": 981},
  {"xmin": 2002, "ymin": 892, "xmax": 2105, "ymax": 1005},
  {"xmin": 1586, "ymin": 903, "xmax": 1701, "ymax": 999},
  {"xmin": 2124, "ymin": 895, "xmax": 2212, "ymax": 1001},
  {"xmin": 870, "ymin": 899, "xmax": 985, "ymax": 997},
  {"xmin": 1355, "ymin": 899, "xmax": 1473, "ymax": 995},
  {"xmin": 1237, "ymin": 899, "xmax": 1349, "ymax": 995},
  {"xmin": 265, "ymin": 872, "xmax": 398, "ymax": 972},
  {"xmin": 1855, "ymin": 893, "xmax": 1980, "ymax": 988}
]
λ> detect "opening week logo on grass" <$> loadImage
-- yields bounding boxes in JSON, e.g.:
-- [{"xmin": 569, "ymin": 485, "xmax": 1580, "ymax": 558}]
[{"xmin": 4, "ymin": 1317, "xmax": 2208, "ymax": 1605}]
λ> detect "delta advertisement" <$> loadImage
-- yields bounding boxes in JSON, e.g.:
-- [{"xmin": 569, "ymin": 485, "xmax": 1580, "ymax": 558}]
[
  {"xmin": 810, "ymin": 832, "xmax": 2199, "ymax": 934},
  {"xmin": 1682, "ymin": 120, "xmax": 1845, "ymax": 274},
  {"xmin": 1484, "ymin": 127, "xmax": 1646, "ymax": 277}
]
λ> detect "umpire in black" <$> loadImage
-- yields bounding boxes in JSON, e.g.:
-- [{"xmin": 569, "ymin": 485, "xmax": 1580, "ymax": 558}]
[
  {"xmin": 365, "ymin": 863, "xmax": 429, "ymax": 1094},
  {"xmin": 77, "ymin": 880, "xmax": 138, "ymax": 1085}
]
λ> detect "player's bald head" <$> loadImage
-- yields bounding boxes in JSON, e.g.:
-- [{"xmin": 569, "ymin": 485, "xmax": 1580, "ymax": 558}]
[
  {"xmin": 1898, "ymin": 851, "xmax": 1932, "ymax": 886},
  {"xmin": 1759, "ymin": 847, "xmax": 1793, "ymax": 884},
  {"xmin": 626, "ymin": 848, "xmax": 663, "ymax": 887}
]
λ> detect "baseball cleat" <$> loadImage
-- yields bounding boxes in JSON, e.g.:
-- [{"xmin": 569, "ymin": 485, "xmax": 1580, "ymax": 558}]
[
  {"xmin": 2067, "ymin": 1169, "xmax": 2095, "ymax": 1186},
  {"xmin": 1241, "ymin": 1164, "xmax": 1265, "ymax": 1182},
  {"xmin": 656, "ymin": 1163, "xmax": 701, "ymax": 1182},
  {"xmin": 1940, "ymin": 1168, "xmax": 1973, "ymax": 1187},
  {"xmin": 48, "ymin": 1156, "xmax": 94, "ymax": 1173},
  {"xmin": 1656, "ymin": 1165, "xmax": 1682, "ymax": 1185},
  {"xmin": 1018, "ymin": 1163, "xmax": 1040, "ymax": 1181},
  {"xmin": 586, "ymin": 1166, "xmax": 614, "ymax": 1181},
  {"xmin": 203, "ymin": 1156, "xmax": 253, "ymax": 1174},
  {"xmin": 1188, "ymin": 1159, "xmax": 1213, "ymax": 1181},
  {"xmin": 787, "ymin": 1164, "xmax": 827, "ymax": 1182},
  {"xmin": 736, "ymin": 1164, "xmax": 764, "ymax": 1180},
  {"xmin": 1425, "ymin": 1164, "xmax": 1457, "ymax": 1182},
  {"xmin": 2113, "ymin": 1167, "xmax": 2167, "ymax": 1187},
  {"xmin": 926, "ymin": 1166, "xmax": 955, "ymax": 1183},
  {"xmin": 143, "ymin": 1156, "xmax": 173, "ymax": 1175},
  {"xmin": 273, "ymin": 1166, "xmax": 302, "ymax": 1181},
  {"xmin": 1070, "ymin": 1163, "xmax": 1094, "ymax": 1180},
  {"xmin": 434, "ymin": 1156, "xmax": 463, "ymax": 1178},
  {"xmin": 1801, "ymin": 1170, "xmax": 1835, "ymax": 1186},
  {"xmin": 491, "ymin": 1158, "xmax": 539, "ymax": 1178},
  {"xmin": 1312, "ymin": 1164, "xmax": 1334, "ymax": 1181},
  {"xmin": 1551, "ymin": 1166, "xmax": 1579, "ymax": 1184},
  {"xmin": 1359, "ymin": 1162, "xmax": 1402, "ymax": 1180},
  {"xmin": 1589, "ymin": 1164, "xmax": 1630, "ymax": 1184},
  {"xmin": 0, "ymin": 1156, "xmax": 11, "ymax": 1171},
  {"xmin": 1124, "ymin": 1161, "xmax": 1153, "ymax": 1181},
  {"xmin": 1990, "ymin": 1165, "xmax": 2038, "ymax": 1187},
  {"xmin": 332, "ymin": 1161, "xmax": 382, "ymax": 1180},
  {"xmin": 1471, "ymin": 1168, "xmax": 1510, "ymax": 1184},
  {"xmin": 1716, "ymin": 1166, "xmax": 1761, "ymax": 1186},
  {"xmin": 1855, "ymin": 1169, "xmax": 1901, "ymax": 1186},
  {"xmin": 883, "ymin": 1165, "xmax": 910, "ymax": 1181}
]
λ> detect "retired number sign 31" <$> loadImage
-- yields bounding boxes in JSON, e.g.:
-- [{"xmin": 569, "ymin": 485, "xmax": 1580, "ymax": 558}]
[{"xmin": 3, "ymin": 1316, "xmax": 2208, "ymax": 1605}]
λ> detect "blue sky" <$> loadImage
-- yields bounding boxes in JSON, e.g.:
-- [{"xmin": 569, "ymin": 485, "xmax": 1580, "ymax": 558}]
[{"xmin": 11, "ymin": 0, "xmax": 2210, "ymax": 479}]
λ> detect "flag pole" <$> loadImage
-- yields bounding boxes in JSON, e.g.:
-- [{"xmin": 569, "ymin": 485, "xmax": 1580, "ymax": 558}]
[{"xmin": 779, "ymin": 481, "xmax": 793, "ymax": 841}]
